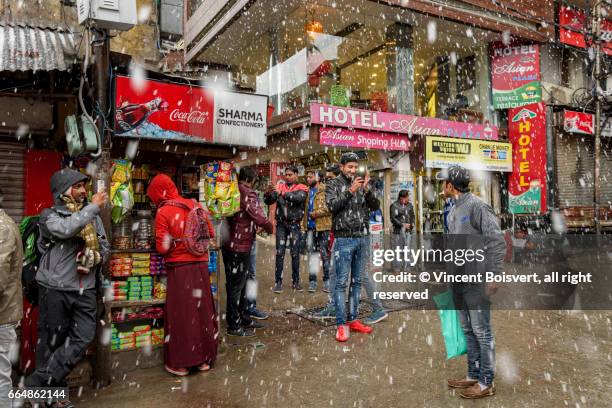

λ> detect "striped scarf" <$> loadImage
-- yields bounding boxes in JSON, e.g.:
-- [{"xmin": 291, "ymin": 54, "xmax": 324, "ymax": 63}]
[{"xmin": 62, "ymin": 195, "xmax": 101, "ymax": 272}]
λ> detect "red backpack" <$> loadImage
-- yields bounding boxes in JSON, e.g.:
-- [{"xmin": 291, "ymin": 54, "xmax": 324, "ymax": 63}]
[{"xmin": 159, "ymin": 200, "xmax": 211, "ymax": 256}]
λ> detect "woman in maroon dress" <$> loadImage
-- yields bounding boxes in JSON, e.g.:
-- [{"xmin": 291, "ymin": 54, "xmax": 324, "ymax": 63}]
[{"xmin": 147, "ymin": 174, "xmax": 218, "ymax": 376}]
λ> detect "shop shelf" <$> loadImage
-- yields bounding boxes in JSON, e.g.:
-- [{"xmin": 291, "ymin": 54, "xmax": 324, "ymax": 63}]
[
  {"xmin": 112, "ymin": 316, "xmax": 164, "ymax": 325},
  {"xmin": 110, "ymin": 249, "xmax": 155, "ymax": 254},
  {"xmin": 109, "ymin": 299, "xmax": 166, "ymax": 308},
  {"xmin": 111, "ymin": 344, "xmax": 163, "ymax": 354}
]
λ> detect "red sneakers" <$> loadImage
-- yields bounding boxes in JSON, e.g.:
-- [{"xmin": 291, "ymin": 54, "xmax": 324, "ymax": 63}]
[
  {"xmin": 336, "ymin": 325, "xmax": 350, "ymax": 342},
  {"xmin": 348, "ymin": 320, "xmax": 373, "ymax": 334}
]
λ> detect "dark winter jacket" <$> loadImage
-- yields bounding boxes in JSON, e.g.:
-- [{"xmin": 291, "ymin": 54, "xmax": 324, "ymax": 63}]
[
  {"xmin": 225, "ymin": 183, "xmax": 273, "ymax": 253},
  {"xmin": 446, "ymin": 192, "xmax": 506, "ymax": 278},
  {"xmin": 264, "ymin": 183, "xmax": 308, "ymax": 225},
  {"xmin": 37, "ymin": 169, "xmax": 110, "ymax": 291},
  {"xmin": 390, "ymin": 200, "xmax": 415, "ymax": 234},
  {"xmin": 325, "ymin": 173, "xmax": 380, "ymax": 237}
]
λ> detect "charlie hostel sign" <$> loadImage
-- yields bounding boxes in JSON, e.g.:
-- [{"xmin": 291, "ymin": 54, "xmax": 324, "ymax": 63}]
[
  {"xmin": 114, "ymin": 76, "xmax": 268, "ymax": 147},
  {"xmin": 508, "ymin": 103, "xmax": 547, "ymax": 214},
  {"xmin": 310, "ymin": 103, "xmax": 498, "ymax": 140},
  {"xmin": 490, "ymin": 43, "xmax": 542, "ymax": 109}
]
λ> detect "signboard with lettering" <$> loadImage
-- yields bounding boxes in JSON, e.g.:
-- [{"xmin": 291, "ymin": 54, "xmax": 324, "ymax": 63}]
[
  {"xmin": 114, "ymin": 75, "xmax": 268, "ymax": 147},
  {"xmin": 310, "ymin": 103, "xmax": 498, "ymax": 140},
  {"xmin": 490, "ymin": 43, "xmax": 542, "ymax": 109},
  {"xmin": 560, "ymin": 6, "xmax": 612, "ymax": 56},
  {"xmin": 508, "ymin": 103, "xmax": 547, "ymax": 214},
  {"xmin": 319, "ymin": 127, "xmax": 412, "ymax": 151},
  {"xmin": 563, "ymin": 110, "xmax": 594, "ymax": 135},
  {"xmin": 425, "ymin": 136, "xmax": 512, "ymax": 172}
]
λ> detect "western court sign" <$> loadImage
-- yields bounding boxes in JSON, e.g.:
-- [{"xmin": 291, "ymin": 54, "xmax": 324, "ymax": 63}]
[
  {"xmin": 425, "ymin": 136, "xmax": 512, "ymax": 172},
  {"xmin": 508, "ymin": 103, "xmax": 547, "ymax": 214},
  {"xmin": 490, "ymin": 43, "xmax": 542, "ymax": 109}
]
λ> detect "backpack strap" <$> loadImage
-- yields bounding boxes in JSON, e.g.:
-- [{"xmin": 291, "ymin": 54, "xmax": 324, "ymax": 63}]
[{"xmin": 159, "ymin": 199, "xmax": 192, "ymax": 211}]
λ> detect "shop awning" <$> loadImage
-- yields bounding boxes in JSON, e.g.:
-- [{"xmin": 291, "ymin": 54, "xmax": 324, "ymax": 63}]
[{"xmin": 0, "ymin": 23, "xmax": 80, "ymax": 72}]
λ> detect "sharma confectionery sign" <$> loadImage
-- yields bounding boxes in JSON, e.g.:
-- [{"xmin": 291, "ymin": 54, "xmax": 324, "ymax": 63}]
[
  {"xmin": 425, "ymin": 136, "xmax": 512, "ymax": 172},
  {"xmin": 114, "ymin": 75, "xmax": 268, "ymax": 147},
  {"xmin": 490, "ymin": 43, "xmax": 542, "ymax": 109}
]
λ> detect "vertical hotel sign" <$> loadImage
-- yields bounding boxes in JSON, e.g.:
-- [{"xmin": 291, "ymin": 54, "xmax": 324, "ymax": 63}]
[
  {"xmin": 490, "ymin": 43, "xmax": 542, "ymax": 109},
  {"xmin": 508, "ymin": 103, "xmax": 547, "ymax": 214}
]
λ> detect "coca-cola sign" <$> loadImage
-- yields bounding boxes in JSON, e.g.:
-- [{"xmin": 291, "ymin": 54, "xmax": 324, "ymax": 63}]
[
  {"xmin": 490, "ymin": 43, "xmax": 542, "ymax": 110},
  {"xmin": 563, "ymin": 110, "xmax": 594, "ymax": 135},
  {"xmin": 114, "ymin": 76, "xmax": 267, "ymax": 147}
]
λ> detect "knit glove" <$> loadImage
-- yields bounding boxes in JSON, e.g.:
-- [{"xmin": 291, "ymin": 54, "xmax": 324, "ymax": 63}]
[{"xmin": 76, "ymin": 248, "xmax": 102, "ymax": 275}]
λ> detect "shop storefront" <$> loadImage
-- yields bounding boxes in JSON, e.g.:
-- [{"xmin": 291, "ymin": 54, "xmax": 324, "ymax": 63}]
[
  {"xmin": 184, "ymin": 0, "xmax": 547, "ymax": 235},
  {"xmin": 94, "ymin": 73, "xmax": 269, "ymax": 380},
  {"xmin": 554, "ymin": 109, "xmax": 612, "ymax": 230}
]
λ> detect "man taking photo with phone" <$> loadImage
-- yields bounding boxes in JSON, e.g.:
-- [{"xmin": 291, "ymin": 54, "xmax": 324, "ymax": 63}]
[{"xmin": 326, "ymin": 153, "xmax": 380, "ymax": 342}]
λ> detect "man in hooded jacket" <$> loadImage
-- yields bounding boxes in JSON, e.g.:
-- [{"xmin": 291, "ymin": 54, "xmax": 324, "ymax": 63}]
[{"xmin": 25, "ymin": 168, "xmax": 109, "ymax": 403}]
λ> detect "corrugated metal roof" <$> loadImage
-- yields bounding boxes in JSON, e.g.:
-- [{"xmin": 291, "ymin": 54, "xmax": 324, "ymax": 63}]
[{"xmin": 0, "ymin": 23, "xmax": 80, "ymax": 72}]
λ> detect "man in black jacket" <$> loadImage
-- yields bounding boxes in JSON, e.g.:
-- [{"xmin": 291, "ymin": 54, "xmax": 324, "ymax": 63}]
[
  {"xmin": 326, "ymin": 152, "xmax": 380, "ymax": 342},
  {"xmin": 389, "ymin": 189, "xmax": 415, "ymax": 271},
  {"xmin": 265, "ymin": 165, "xmax": 308, "ymax": 293}
]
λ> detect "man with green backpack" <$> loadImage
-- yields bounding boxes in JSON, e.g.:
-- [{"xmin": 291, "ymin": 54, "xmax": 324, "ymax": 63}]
[{"xmin": 23, "ymin": 168, "xmax": 109, "ymax": 407}]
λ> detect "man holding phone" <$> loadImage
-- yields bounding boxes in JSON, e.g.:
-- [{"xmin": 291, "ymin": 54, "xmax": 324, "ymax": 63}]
[{"xmin": 325, "ymin": 152, "xmax": 380, "ymax": 342}]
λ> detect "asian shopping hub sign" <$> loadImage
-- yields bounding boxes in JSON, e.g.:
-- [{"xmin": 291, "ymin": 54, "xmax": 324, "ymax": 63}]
[{"xmin": 114, "ymin": 75, "xmax": 268, "ymax": 147}]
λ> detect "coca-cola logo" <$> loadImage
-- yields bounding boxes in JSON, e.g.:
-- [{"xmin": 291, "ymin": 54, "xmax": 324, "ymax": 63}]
[
  {"xmin": 169, "ymin": 109, "xmax": 210, "ymax": 124},
  {"xmin": 493, "ymin": 61, "xmax": 535, "ymax": 75}
]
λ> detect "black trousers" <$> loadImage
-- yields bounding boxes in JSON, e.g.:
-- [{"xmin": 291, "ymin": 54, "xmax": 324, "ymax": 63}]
[
  {"xmin": 222, "ymin": 249, "xmax": 253, "ymax": 331},
  {"xmin": 26, "ymin": 287, "xmax": 97, "ymax": 387}
]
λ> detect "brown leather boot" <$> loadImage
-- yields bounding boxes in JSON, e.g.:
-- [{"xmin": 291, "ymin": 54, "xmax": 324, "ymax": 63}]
[
  {"xmin": 447, "ymin": 378, "xmax": 478, "ymax": 388},
  {"xmin": 459, "ymin": 383, "xmax": 496, "ymax": 399}
]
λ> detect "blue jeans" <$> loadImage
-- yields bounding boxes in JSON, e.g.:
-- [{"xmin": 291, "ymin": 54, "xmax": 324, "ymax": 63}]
[
  {"xmin": 275, "ymin": 222, "xmax": 302, "ymax": 284},
  {"xmin": 247, "ymin": 240, "xmax": 257, "ymax": 311},
  {"xmin": 456, "ymin": 289, "xmax": 495, "ymax": 386},
  {"xmin": 333, "ymin": 236, "xmax": 368, "ymax": 326}
]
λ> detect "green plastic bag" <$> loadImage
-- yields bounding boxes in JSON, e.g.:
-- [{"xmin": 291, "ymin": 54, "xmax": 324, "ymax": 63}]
[{"xmin": 433, "ymin": 290, "xmax": 467, "ymax": 359}]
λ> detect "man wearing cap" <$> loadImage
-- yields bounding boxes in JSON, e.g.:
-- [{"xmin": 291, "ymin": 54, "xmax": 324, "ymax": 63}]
[
  {"xmin": 437, "ymin": 166, "xmax": 506, "ymax": 399},
  {"xmin": 25, "ymin": 168, "xmax": 109, "ymax": 403},
  {"xmin": 325, "ymin": 152, "xmax": 380, "ymax": 342}
]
